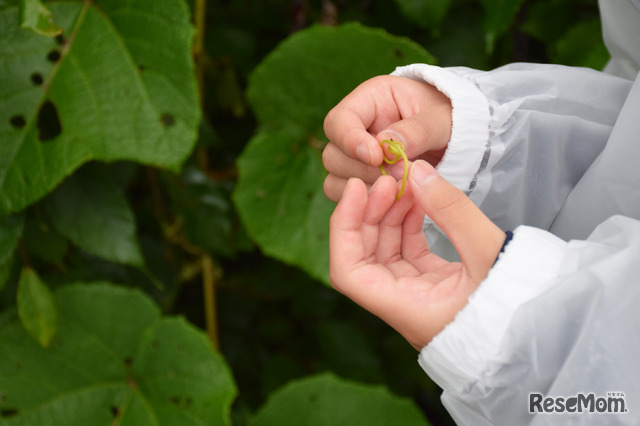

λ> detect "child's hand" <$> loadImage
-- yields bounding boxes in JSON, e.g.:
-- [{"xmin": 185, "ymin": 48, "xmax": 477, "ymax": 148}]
[
  {"xmin": 323, "ymin": 75, "xmax": 452, "ymax": 202},
  {"xmin": 329, "ymin": 160, "xmax": 505, "ymax": 349}
]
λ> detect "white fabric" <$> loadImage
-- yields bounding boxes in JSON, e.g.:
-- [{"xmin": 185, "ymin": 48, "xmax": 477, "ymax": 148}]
[
  {"xmin": 392, "ymin": 0, "xmax": 640, "ymax": 424},
  {"xmin": 435, "ymin": 216, "xmax": 640, "ymax": 425},
  {"xmin": 601, "ymin": 0, "xmax": 640, "ymax": 79},
  {"xmin": 419, "ymin": 226, "xmax": 566, "ymax": 395}
]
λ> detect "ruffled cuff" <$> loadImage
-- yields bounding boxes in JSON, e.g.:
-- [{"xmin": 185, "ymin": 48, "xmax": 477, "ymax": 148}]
[
  {"xmin": 417, "ymin": 226, "xmax": 568, "ymax": 394},
  {"xmin": 391, "ymin": 64, "xmax": 491, "ymax": 193}
]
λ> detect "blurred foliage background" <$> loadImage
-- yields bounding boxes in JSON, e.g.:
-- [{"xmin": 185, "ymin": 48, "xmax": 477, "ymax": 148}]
[{"xmin": 0, "ymin": 0, "xmax": 607, "ymax": 424}]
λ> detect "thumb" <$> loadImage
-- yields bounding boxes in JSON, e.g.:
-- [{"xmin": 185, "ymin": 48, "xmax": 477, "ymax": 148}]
[{"xmin": 408, "ymin": 160, "xmax": 505, "ymax": 282}]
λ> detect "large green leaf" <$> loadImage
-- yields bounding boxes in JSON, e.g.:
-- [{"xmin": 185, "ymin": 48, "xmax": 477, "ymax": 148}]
[
  {"xmin": 250, "ymin": 373, "xmax": 431, "ymax": 426},
  {"xmin": 235, "ymin": 22, "xmax": 435, "ymax": 284},
  {"xmin": 0, "ymin": 282, "xmax": 237, "ymax": 425},
  {"xmin": 0, "ymin": 0, "xmax": 199, "ymax": 216}
]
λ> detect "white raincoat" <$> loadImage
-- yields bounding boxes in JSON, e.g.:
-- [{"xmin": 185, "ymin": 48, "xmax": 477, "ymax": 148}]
[{"xmin": 392, "ymin": 0, "xmax": 640, "ymax": 424}]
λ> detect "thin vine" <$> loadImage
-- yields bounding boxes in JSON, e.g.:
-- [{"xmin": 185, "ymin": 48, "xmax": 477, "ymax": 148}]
[{"xmin": 379, "ymin": 139, "xmax": 409, "ymax": 200}]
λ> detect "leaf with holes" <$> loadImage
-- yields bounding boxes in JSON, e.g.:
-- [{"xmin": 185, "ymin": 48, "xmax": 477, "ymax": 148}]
[
  {"xmin": 19, "ymin": 0, "xmax": 62, "ymax": 37},
  {"xmin": 0, "ymin": 0, "xmax": 199, "ymax": 216},
  {"xmin": 0, "ymin": 282, "xmax": 237, "ymax": 425},
  {"xmin": 234, "ymin": 23, "xmax": 435, "ymax": 284},
  {"xmin": 250, "ymin": 373, "xmax": 431, "ymax": 426}
]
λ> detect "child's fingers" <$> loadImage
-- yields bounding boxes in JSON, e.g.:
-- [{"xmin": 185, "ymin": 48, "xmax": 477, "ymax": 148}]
[
  {"xmin": 360, "ymin": 176, "xmax": 398, "ymax": 259},
  {"xmin": 374, "ymin": 182, "xmax": 414, "ymax": 264},
  {"xmin": 322, "ymin": 142, "xmax": 383, "ymax": 182},
  {"xmin": 324, "ymin": 97, "xmax": 383, "ymax": 166},
  {"xmin": 408, "ymin": 160, "xmax": 505, "ymax": 283},
  {"xmin": 329, "ymin": 178, "xmax": 369, "ymax": 291}
]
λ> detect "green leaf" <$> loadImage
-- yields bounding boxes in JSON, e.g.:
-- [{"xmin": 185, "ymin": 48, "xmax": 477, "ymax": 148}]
[
  {"xmin": 393, "ymin": 0, "xmax": 451, "ymax": 29},
  {"xmin": 250, "ymin": 373, "xmax": 431, "ymax": 426},
  {"xmin": 551, "ymin": 19, "xmax": 609, "ymax": 70},
  {"xmin": 520, "ymin": 0, "xmax": 576, "ymax": 44},
  {"xmin": 235, "ymin": 131, "xmax": 334, "ymax": 283},
  {"xmin": 479, "ymin": 0, "xmax": 525, "ymax": 53},
  {"xmin": 0, "ymin": 214, "xmax": 23, "ymax": 289},
  {"xmin": 235, "ymin": 22, "xmax": 435, "ymax": 284},
  {"xmin": 45, "ymin": 165, "xmax": 144, "ymax": 268},
  {"xmin": 19, "ymin": 0, "xmax": 62, "ymax": 37},
  {"xmin": 423, "ymin": 0, "xmax": 489, "ymax": 69},
  {"xmin": 0, "ymin": 0, "xmax": 199, "ymax": 216},
  {"xmin": 16, "ymin": 267, "xmax": 57, "ymax": 347},
  {"xmin": 0, "ymin": 282, "xmax": 237, "ymax": 425}
]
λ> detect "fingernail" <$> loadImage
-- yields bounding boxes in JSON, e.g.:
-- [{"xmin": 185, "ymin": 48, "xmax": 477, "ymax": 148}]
[
  {"xmin": 410, "ymin": 160, "xmax": 437, "ymax": 186},
  {"xmin": 357, "ymin": 143, "xmax": 373, "ymax": 164},
  {"xmin": 382, "ymin": 129, "xmax": 406, "ymax": 147},
  {"xmin": 368, "ymin": 176, "xmax": 382, "ymax": 194}
]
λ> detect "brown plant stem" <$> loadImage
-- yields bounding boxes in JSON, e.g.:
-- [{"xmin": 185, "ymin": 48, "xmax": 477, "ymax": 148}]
[{"xmin": 202, "ymin": 254, "xmax": 219, "ymax": 350}]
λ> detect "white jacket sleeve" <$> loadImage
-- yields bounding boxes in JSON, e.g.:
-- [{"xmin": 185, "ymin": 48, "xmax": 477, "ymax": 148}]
[
  {"xmin": 403, "ymin": 63, "xmax": 640, "ymax": 426},
  {"xmin": 419, "ymin": 215, "xmax": 640, "ymax": 425},
  {"xmin": 392, "ymin": 63, "xmax": 633, "ymax": 255}
]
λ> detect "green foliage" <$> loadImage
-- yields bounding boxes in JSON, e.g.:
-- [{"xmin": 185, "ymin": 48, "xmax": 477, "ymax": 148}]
[
  {"xmin": 0, "ymin": 214, "xmax": 22, "ymax": 289},
  {"xmin": 480, "ymin": 0, "xmax": 527, "ymax": 53},
  {"xmin": 0, "ymin": 0, "xmax": 608, "ymax": 424},
  {"xmin": 551, "ymin": 19, "xmax": 609, "ymax": 69},
  {"xmin": 250, "ymin": 373, "xmax": 430, "ymax": 426},
  {"xmin": 394, "ymin": 0, "xmax": 452, "ymax": 29},
  {"xmin": 1, "ymin": 283, "xmax": 237, "ymax": 425}
]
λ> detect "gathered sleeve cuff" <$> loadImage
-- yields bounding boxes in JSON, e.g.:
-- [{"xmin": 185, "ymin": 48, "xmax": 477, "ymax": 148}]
[{"xmin": 417, "ymin": 226, "xmax": 568, "ymax": 393}]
